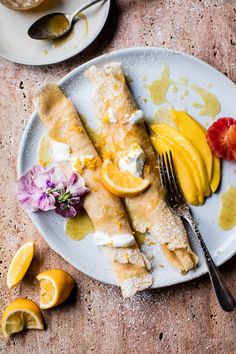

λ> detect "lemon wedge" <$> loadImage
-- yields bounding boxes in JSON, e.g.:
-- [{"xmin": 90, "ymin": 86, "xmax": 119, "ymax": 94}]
[
  {"xmin": 101, "ymin": 159, "xmax": 150, "ymax": 197},
  {"xmin": 1, "ymin": 298, "xmax": 44, "ymax": 337},
  {"xmin": 36, "ymin": 269, "xmax": 74, "ymax": 309},
  {"xmin": 7, "ymin": 241, "xmax": 35, "ymax": 289}
]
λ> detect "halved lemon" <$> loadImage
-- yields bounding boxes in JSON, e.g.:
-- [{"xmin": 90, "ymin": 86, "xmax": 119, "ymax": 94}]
[
  {"xmin": 101, "ymin": 159, "xmax": 150, "ymax": 197},
  {"xmin": 1, "ymin": 298, "xmax": 44, "ymax": 337},
  {"xmin": 36, "ymin": 269, "xmax": 74, "ymax": 309},
  {"xmin": 7, "ymin": 241, "xmax": 35, "ymax": 289}
]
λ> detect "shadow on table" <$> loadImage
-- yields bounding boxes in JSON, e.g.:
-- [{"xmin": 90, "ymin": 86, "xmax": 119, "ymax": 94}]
[
  {"xmin": 64, "ymin": 0, "xmax": 121, "ymax": 67},
  {"xmin": 65, "ymin": 0, "xmax": 161, "ymax": 67}
]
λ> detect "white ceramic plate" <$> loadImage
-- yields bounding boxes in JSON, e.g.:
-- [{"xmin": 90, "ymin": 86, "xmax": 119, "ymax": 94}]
[
  {"xmin": 0, "ymin": 0, "xmax": 110, "ymax": 65},
  {"xmin": 18, "ymin": 47, "xmax": 236, "ymax": 288}
]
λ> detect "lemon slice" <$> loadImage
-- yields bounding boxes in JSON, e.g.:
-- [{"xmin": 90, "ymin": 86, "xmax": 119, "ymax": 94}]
[
  {"xmin": 36, "ymin": 269, "xmax": 74, "ymax": 309},
  {"xmin": 101, "ymin": 159, "xmax": 150, "ymax": 197},
  {"xmin": 7, "ymin": 241, "xmax": 35, "ymax": 289},
  {"xmin": 1, "ymin": 298, "xmax": 44, "ymax": 337}
]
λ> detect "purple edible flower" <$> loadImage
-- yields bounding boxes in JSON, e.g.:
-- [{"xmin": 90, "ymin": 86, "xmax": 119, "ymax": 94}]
[
  {"xmin": 16, "ymin": 165, "xmax": 65, "ymax": 212},
  {"xmin": 16, "ymin": 165, "xmax": 88, "ymax": 218},
  {"xmin": 54, "ymin": 173, "xmax": 88, "ymax": 218}
]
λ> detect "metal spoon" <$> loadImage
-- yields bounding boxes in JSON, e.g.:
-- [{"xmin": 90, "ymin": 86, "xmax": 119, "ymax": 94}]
[{"xmin": 28, "ymin": 0, "xmax": 105, "ymax": 40}]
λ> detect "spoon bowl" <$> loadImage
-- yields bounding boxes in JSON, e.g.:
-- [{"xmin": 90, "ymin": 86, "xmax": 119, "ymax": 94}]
[
  {"xmin": 28, "ymin": 13, "xmax": 71, "ymax": 40},
  {"xmin": 28, "ymin": 0, "xmax": 104, "ymax": 40}
]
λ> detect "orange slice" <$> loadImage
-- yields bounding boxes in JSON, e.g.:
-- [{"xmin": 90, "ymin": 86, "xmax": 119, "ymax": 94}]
[{"xmin": 101, "ymin": 159, "xmax": 150, "ymax": 197}]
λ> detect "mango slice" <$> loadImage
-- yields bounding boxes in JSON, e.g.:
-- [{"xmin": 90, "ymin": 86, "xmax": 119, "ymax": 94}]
[
  {"xmin": 151, "ymin": 135, "xmax": 202, "ymax": 205},
  {"xmin": 151, "ymin": 124, "xmax": 211, "ymax": 197},
  {"xmin": 171, "ymin": 110, "xmax": 213, "ymax": 182},
  {"xmin": 210, "ymin": 155, "xmax": 221, "ymax": 192},
  {"xmin": 193, "ymin": 120, "xmax": 221, "ymax": 193}
]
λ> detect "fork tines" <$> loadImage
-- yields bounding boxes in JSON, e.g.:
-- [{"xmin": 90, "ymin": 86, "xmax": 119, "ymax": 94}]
[{"xmin": 157, "ymin": 151, "xmax": 185, "ymax": 211}]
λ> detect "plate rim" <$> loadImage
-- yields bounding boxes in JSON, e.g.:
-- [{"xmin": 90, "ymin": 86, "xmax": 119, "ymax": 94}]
[
  {"xmin": 17, "ymin": 46, "xmax": 236, "ymax": 288},
  {"xmin": 0, "ymin": 0, "xmax": 110, "ymax": 66}
]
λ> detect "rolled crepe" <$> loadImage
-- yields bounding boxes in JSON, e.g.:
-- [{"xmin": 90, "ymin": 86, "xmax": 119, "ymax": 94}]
[
  {"xmin": 85, "ymin": 63, "xmax": 198, "ymax": 274},
  {"xmin": 33, "ymin": 83, "xmax": 153, "ymax": 297}
]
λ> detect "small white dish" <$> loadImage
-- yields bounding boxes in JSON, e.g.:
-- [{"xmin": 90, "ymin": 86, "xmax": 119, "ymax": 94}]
[
  {"xmin": 0, "ymin": 0, "xmax": 110, "ymax": 65},
  {"xmin": 18, "ymin": 47, "xmax": 236, "ymax": 288}
]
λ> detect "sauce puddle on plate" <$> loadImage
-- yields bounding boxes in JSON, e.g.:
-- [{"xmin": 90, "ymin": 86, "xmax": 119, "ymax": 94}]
[
  {"xmin": 65, "ymin": 212, "xmax": 95, "ymax": 240},
  {"xmin": 79, "ymin": 13, "xmax": 88, "ymax": 36},
  {"xmin": 191, "ymin": 85, "xmax": 220, "ymax": 118},
  {"xmin": 146, "ymin": 65, "xmax": 221, "ymax": 120},
  {"xmin": 147, "ymin": 65, "xmax": 172, "ymax": 105},
  {"xmin": 218, "ymin": 185, "xmax": 236, "ymax": 230}
]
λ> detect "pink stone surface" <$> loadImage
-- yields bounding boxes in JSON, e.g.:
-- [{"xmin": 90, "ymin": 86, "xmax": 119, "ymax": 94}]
[{"xmin": 0, "ymin": 1, "xmax": 236, "ymax": 353}]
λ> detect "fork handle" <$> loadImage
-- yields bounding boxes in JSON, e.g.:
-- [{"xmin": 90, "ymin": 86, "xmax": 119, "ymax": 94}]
[{"xmin": 184, "ymin": 213, "xmax": 236, "ymax": 312}]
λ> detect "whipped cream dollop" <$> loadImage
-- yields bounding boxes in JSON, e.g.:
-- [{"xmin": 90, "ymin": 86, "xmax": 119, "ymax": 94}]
[
  {"xmin": 42, "ymin": 135, "xmax": 96, "ymax": 172},
  {"xmin": 51, "ymin": 140, "xmax": 70, "ymax": 162},
  {"xmin": 123, "ymin": 110, "xmax": 145, "ymax": 125},
  {"xmin": 71, "ymin": 154, "xmax": 95, "ymax": 171},
  {"xmin": 105, "ymin": 108, "xmax": 144, "ymax": 125},
  {"xmin": 119, "ymin": 144, "xmax": 146, "ymax": 177},
  {"xmin": 107, "ymin": 107, "xmax": 117, "ymax": 123},
  {"xmin": 94, "ymin": 231, "xmax": 135, "ymax": 248}
]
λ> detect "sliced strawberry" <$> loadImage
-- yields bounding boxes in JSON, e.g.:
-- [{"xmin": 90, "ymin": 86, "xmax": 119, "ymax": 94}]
[{"xmin": 207, "ymin": 117, "xmax": 236, "ymax": 160}]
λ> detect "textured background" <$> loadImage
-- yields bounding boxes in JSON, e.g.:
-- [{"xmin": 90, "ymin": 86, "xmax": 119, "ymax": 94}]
[{"xmin": 0, "ymin": 0, "xmax": 236, "ymax": 353}]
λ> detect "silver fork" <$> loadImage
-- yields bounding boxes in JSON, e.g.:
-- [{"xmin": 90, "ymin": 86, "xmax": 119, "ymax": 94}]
[{"xmin": 158, "ymin": 151, "xmax": 236, "ymax": 312}]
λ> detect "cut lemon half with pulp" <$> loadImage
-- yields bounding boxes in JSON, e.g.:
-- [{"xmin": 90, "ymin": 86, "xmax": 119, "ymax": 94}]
[
  {"xmin": 7, "ymin": 241, "xmax": 35, "ymax": 288},
  {"xmin": 101, "ymin": 159, "xmax": 150, "ymax": 197},
  {"xmin": 1, "ymin": 298, "xmax": 44, "ymax": 337},
  {"xmin": 36, "ymin": 269, "xmax": 74, "ymax": 309}
]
